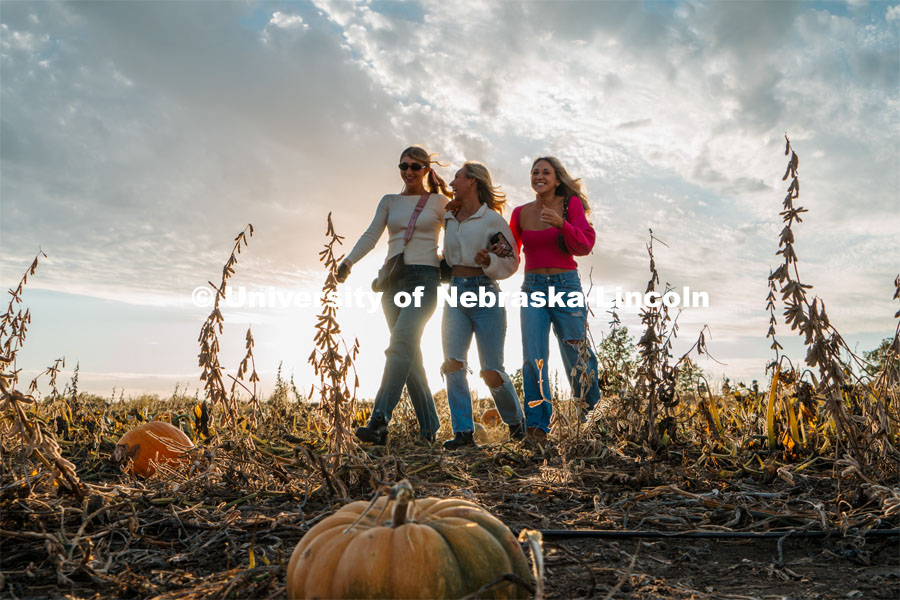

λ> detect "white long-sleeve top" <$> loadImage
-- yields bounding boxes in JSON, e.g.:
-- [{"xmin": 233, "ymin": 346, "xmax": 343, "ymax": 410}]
[
  {"xmin": 443, "ymin": 203, "xmax": 519, "ymax": 280},
  {"xmin": 345, "ymin": 194, "xmax": 447, "ymax": 268}
]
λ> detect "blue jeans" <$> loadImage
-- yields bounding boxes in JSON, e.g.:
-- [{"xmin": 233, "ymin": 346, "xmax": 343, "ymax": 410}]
[
  {"xmin": 442, "ymin": 276, "xmax": 525, "ymax": 434},
  {"xmin": 371, "ymin": 265, "xmax": 441, "ymax": 438},
  {"xmin": 520, "ymin": 271, "xmax": 601, "ymax": 432}
]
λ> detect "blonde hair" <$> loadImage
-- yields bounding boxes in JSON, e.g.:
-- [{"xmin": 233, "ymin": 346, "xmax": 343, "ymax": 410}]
[
  {"xmin": 401, "ymin": 146, "xmax": 454, "ymax": 199},
  {"xmin": 531, "ymin": 156, "xmax": 590, "ymax": 214},
  {"xmin": 463, "ymin": 161, "xmax": 507, "ymax": 214}
]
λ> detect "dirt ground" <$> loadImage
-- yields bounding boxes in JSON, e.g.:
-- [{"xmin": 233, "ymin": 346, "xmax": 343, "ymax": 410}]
[{"xmin": 3, "ymin": 425, "xmax": 898, "ymax": 600}]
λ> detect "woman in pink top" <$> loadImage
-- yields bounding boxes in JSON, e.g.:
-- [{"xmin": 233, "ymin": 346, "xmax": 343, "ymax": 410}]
[{"xmin": 509, "ymin": 156, "xmax": 602, "ymax": 441}]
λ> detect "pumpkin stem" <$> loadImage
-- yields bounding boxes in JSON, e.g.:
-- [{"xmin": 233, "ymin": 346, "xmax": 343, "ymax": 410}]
[
  {"xmin": 518, "ymin": 529, "xmax": 545, "ymax": 600},
  {"xmin": 391, "ymin": 479, "xmax": 415, "ymax": 527}
]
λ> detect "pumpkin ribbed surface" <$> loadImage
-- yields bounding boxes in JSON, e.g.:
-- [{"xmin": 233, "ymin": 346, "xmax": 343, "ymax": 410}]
[
  {"xmin": 115, "ymin": 421, "xmax": 193, "ymax": 477},
  {"xmin": 286, "ymin": 494, "xmax": 530, "ymax": 599}
]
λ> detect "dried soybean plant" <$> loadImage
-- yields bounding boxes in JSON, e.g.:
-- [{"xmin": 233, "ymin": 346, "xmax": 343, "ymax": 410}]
[
  {"xmin": 623, "ymin": 231, "xmax": 713, "ymax": 450},
  {"xmin": 198, "ymin": 224, "xmax": 253, "ymax": 429},
  {"xmin": 227, "ymin": 327, "xmax": 261, "ymax": 429},
  {"xmin": 0, "ymin": 250, "xmax": 82, "ymax": 497},
  {"xmin": 308, "ymin": 213, "xmax": 362, "ymax": 471},
  {"xmin": 0, "ymin": 249, "xmax": 45, "ymax": 390},
  {"xmin": 766, "ymin": 136, "xmax": 898, "ymax": 471},
  {"xmin": 597, "ymin": 302, "xmax": 636, "ymax": 399},
  {"xmin": 867, "ymin": 276, "xmax": 900, "ymax": 459},
  {"xmin": 30, "ymin": 357, "xmax": 71, "ymax": 436},
  {"xmin": 630, "ymin": 231, "xmax": 678, "ymax": 448},
  {"xmin": 872, "ymin": 276, "xmax": 900, "ymax": 394}
]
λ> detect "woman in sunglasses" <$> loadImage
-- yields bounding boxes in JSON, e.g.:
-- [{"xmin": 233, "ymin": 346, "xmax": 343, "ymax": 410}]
[
  {"xmin": 440, "ymin": 161, "xmax": 526, "ymax": 450},
  {"xmin": 510, "ymin": 156, "xmax": 601, "ymax": 443},
  {"xmin": 336, "ymin": 146, "xmax": 453, "ymax": 445}
]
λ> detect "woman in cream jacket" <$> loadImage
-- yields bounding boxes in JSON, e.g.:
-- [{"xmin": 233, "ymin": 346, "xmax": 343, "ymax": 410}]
[{"xmin": 440, "ymin": 161, "xmax": 526, "ymax": 449}]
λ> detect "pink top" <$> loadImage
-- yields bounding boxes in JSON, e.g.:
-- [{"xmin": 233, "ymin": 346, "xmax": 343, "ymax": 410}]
[{"xmin": 510, "ymin": 196, "xmax": 596, "ymax": 271}]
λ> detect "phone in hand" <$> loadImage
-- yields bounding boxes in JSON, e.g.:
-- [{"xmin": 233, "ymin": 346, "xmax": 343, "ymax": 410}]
[{"xmin": 489, "ymin": 231, "xmax": 513, "ymax": 258}]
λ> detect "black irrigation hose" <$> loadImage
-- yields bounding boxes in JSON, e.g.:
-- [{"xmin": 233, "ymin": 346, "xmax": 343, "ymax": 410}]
[{"xmin": 527, "ymin": 529, "xmax": 900, "ymax": 540}]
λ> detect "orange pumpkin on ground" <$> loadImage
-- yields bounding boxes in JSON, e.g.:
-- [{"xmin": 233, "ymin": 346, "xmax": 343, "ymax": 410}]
[
  {"xmin": 115, "ymin": 421, "xmax": 193, "ymax": 477},
  {"xmin": 286, "ymin": 480, "xmax": 530, "ymax": 599},
  {"xmin": 480, "ymin": 407, "xmax": 502, "ymax": 427}
]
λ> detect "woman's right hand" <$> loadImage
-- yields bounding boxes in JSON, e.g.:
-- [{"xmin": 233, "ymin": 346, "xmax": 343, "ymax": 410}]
[
  {"xmin": 540, "ymin": 206, "xmax": 564, "ymax": 228},
  {"xmin": 474, "ymin": 248, "xmax": 491, "ymax": 266},
  {"xmin": 337, "ymin": 261, "xmax": 352, "ymax": 282}
]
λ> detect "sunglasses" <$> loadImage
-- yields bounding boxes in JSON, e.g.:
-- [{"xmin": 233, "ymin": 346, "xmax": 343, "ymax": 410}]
[{"xmin": 398, "ymin": 162, "xmax": 426, "ymax": 172}]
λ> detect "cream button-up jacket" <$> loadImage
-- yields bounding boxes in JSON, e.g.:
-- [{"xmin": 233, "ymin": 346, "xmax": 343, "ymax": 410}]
[{"xmin": 442, "ymin": 203, "xmax": 519, "ymax": 280}]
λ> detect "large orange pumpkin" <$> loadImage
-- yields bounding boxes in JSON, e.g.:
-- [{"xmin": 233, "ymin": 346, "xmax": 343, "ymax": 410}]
[
  {"xmin": 286, "ymin": 480, "xmax": 530, "ymax": 599},
  {"xmin": 115, "ymin": 421, "xmax": 193, "ymax": 477}
]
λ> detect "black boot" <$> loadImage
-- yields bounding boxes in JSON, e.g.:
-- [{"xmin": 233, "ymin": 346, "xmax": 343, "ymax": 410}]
[
  {"xmin": 355, "ymin": 415, "xmax": 388, "ymax": 445},
  {"xmin": 508, "ymin": 421, "xmax": 526, "ymax": 441},
  {"xmin": 442, "ymin": 431, "xmax": 476, "ymax": 450}
]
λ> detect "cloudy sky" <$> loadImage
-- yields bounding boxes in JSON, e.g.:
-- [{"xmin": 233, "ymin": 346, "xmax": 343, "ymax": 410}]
[{"xmin": 1, "ymin": 0, "xmax": 898, "ymax": 402}]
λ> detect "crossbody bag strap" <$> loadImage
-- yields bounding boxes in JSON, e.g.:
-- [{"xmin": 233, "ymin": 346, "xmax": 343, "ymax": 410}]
[
  {"xmin": 556, "ymin": 196, "xmax": 571, "ymax": 254},
  {"xmin": 401, "ymin": 192, "xmax": 431, "ymax": 249}
]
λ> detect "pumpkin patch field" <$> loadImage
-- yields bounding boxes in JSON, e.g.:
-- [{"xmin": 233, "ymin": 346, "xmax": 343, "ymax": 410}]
[
  {"xmin": 2, "ymin": 390, "xmax": 899, "ymax": 600},
  {"xmin": 2, "ymin": 178, "xmax": 899, "ymax": 598}
]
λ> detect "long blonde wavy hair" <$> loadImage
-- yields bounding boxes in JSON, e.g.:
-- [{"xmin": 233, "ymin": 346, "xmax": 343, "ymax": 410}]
[
  {"xmin": 463, "ymin": 161, "xmax": 507, "ymax": 214},
  {"xmin": 401, "ymin": 146, "xmax": 454, "ymax": 199},
  {"xmin": 531, "ymin": 156, "xmax": 590, "ymax": 214}
]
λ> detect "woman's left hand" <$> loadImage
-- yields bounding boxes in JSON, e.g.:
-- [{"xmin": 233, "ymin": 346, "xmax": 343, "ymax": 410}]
[
  {"xmin": 474, "ymin": 248, "xmax": 491, "ymax": 266},
  {"xmin": 540, "ymin": 207, "xmax": 564, "ymax": 228}
]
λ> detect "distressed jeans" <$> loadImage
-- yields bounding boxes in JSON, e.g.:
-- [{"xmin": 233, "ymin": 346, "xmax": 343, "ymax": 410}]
[
  {"xmin": 371, "ymin": 265, "xmax": 441, "ymax": 439},
  {"xmin": 442, "ymin": 276, "xmax": 525, "ymax": 434},
  {"xmin": 520, "ymin": 271, "xmax": 601, "ymax": 432}
]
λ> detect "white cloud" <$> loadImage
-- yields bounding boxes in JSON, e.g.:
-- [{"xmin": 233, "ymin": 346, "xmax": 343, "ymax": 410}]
[
  {"xmin": 270, "ymin": 11, "xmax": 303, "ymax": 28},
  {"xmin": 2, "ymin": 0, "xmax": 897, "ymax": 397},
  {"xmin": 269, "ymin": 11, "xmax": 305, "ymax": 30}
]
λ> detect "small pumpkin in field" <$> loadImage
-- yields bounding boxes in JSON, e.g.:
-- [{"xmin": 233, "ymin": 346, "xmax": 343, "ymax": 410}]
[
  {"xmin": 480, "ymin": 407, "xmax": 502, "ymax": 427},
  {"xmin": 114, "ymin": 421, "xmax": 193, "ymax": 477},
  {"xmin": 287, "ymin": 480, "xmax": 530, "ymax": 599}
]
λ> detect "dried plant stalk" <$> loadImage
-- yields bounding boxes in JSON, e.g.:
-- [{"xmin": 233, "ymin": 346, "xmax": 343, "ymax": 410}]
[
  {"xmin": 197, "ymin": 224, "xmax": 253, "ymax": 429},
  {"xmin": 632, "ymin": 231, "xmax": 677, "ymax": 447},
  {"xmin": 227, "ymin": 327, "xmax": 261, "ymax": 430},
  {"xmin": 308, "ymin": 213, "xmax": 362, "ymax": 471},
  {"xmin": 767, "ymin": 136, "xmax": 898, "ymax": 471},
  {"xmin": 0, "ymin": 252, "xmax": 82, "ymax": 496},
  {"xmin": 0, "ymin": 249, "xmax": 46, "ymax": 391}
]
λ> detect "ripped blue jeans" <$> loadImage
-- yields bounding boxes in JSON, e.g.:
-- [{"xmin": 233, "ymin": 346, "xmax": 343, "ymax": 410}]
[
  {"xmin": 442, "ymin": 276, "xmax": 524, "ymax": 434},
  {"xmin": 520, "ymin": 271, "xmax": 601, "ymax": 432}
]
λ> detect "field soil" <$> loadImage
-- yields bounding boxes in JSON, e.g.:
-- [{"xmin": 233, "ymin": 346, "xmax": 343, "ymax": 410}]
[{"xmin": 2, "ymin": 402, "xmax": 899, "ymax": 600}]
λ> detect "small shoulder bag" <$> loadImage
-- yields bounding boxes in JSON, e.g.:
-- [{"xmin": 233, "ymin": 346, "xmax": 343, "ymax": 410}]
[{"xmin": 372, "ymin": 193, "xmax": 430, "ymax": 292}]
